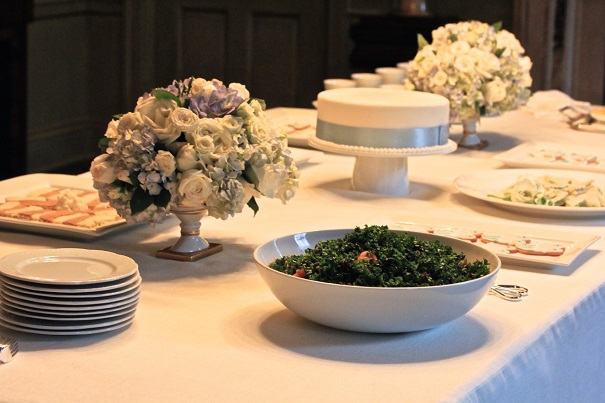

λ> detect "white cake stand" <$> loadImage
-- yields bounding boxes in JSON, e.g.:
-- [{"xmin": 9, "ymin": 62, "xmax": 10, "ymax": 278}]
[{"xmin": 309, "ymin": 136, "xmax": 457, "ymax": 196}]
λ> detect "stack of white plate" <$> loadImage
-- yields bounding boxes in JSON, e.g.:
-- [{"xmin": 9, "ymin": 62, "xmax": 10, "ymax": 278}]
[{"xmin": 0, "ymin": 248, "xmax": 140, "ymax": 336}]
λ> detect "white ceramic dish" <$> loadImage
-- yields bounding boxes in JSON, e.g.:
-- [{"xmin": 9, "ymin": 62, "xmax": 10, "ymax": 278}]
[
  {"xmin": 0, "ymin": 173, "xmax": 128, "ymax": 239},
  {"xmin": 0, "ymin": 248, "xmax": 139, "ymax": 284},
  {"xmin": 454, "ymin": 169, "xmax": 605, "ymax": 218},
  {"xmin": 0, "ymin": 275, "xmax": 141, "ymax": 299},
  {"xmin": 493, "ymin": 142, "xmax": 605, "ymax": 173},
  {"xmin": 0, "ymin": 309, "xmax": 135, "ymax": 331},
  {"xmin": 0, "ymin": 271, "xmax": 140, "ymax": 293},
  {"xmin": 0, "ymin": 291, "xmax": 139, "ymax": 312},
  {"xmin": 254, "ymin": 229, "xmax": 500, "ymax": 333},
  {"xmin": 0, "ymin": 286, "xmax": 140, "ymax": 306},
  {"xmin": 0, "ymin": 303, "xmax": 137, "ymax": 322},
  {"xmin": 0, "ymin": 312, "xmax": 135, "ymax": 335},
  {"xmin": 390, "ymin": 221, "xmax": 599, "ymax": 269},
  {"xmin": 0, "ymin": 298, "xmax": 138, "ymax": 317},
  {"xmin": 265, "ymin": 107, "xmax": 317, "ymax": 148}
]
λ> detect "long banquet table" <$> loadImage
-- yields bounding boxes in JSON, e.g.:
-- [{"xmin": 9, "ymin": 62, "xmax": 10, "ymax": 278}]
[{"xmin": 1, "ymin": 97, "xmax": 605, "ymax": 402}]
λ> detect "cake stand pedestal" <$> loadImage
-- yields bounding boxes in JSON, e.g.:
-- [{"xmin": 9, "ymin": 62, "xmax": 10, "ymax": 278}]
[
  {"xmin": 352, "ymin": 156, "xmax": 410, "ymax": 195},
  {"xmin": 309, "ymin": 137, "xmax": 457, "ymax": 196}
]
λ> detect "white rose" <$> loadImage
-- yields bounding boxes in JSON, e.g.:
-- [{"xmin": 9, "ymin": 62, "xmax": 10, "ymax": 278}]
[
  {"xmin": 170, "ymin": 107, "xmax": 200, "ymax": 133},
  {"xmin": 247, "ymin": 117, "xmax": 276, "ymax": 143},
  {"xmin": 449, "ymin": 40, "xmax": 471, "ymax": 55},
  {"xmin": 251, "ymin": 163, "xmax": 296, "ymax": 203},
  {"xmin": 198, "ymin": 118, "xmax": 224, "ymax": 137},
  {"xmin": 186, "ymin": 132, "xmax": 215, "ymax": 154},
  {"xmin": 104, "ymin": 120, "xmax": 119, "ymax": 139},
  {"xmin": 454, "ymin": 54, "xmax": 475, "ymax": 73},
  {"xmin": 135, "ymin": 96, "xmax": 180, "ymax": 144},
  {"xmin": 519, "ymin": 56, "xmax": 532, "ymax": 73},
  {"xmin": 235, "ymin": 101, "xmax": 256, "ymax": 120},
  {"xmin": 496, "ymin": 30, "xmax": 524, "ymax": 56},
  {"xmin": 229, "ymin": 82, "xmax": 250, "ymax": 100},
  {"xmin": 90, "ymin": 154, "xmax": 118, "ymax": 184},
  {"xmin": 431, "ymin": 70, "xmax": 448, "ymax": 87},
  {"xmin": 176, "ymin": 143, "xmax": 201, "ymax": 171},
  {"xmin": 155, "ymin": 150, "xmax": 176, "ymax": 176},
  {"xmin": 249, "ymin": 99, "xmax": 265, "ymax": 114},
  {"xmin": 218, "ymin": 115, "xmax": 243, "ymax": 134},
  {"xmin": 178, "ymin": 169, "xmax": 213, "ymax": 206},
  {"xmin": 195, "ymin": 80, "xmax": 220, "ymax": 100},
  {"xmin": 485, "ymin": 78, "xmax": 508, "ymax": 104},
  {"xmin": 117, "ymin": 112, "xmax": 145, "ymax": 135},
  {"xmin": 477, "ymin": 51, "xmax": 500, "ymax": 72},
  {"xmin": 189, "ymin": 78, "xmax": 208, "ymax": 97}
]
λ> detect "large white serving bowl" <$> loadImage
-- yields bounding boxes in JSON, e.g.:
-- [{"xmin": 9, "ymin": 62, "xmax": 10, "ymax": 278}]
[{"xmin": 254, "ymin": 229, "xmax": 500, "ymax": 333}]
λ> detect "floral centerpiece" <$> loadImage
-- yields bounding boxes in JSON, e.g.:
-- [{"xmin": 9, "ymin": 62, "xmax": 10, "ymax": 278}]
[
  {"xmin": 90, "ymin": 77, "xmax": 299, "ymax": 225},
  {"xmin": 403, "ymin": 21, "xmax": 532, "ymax": 146}
]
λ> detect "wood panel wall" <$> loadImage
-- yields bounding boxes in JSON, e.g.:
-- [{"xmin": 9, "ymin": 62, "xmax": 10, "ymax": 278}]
[
  {"xmin": 25, "ymin": 0, "xmax": 345, "ymax": 174},
  {"xmin": 15, "ymin": 0, "xmax": 605, "ymax": 175}
]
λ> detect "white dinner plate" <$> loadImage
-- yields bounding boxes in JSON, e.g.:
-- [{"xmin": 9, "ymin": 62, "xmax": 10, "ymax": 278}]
[
  {"xmin": 0, "ymin": 271, "xmax": 140, "ymax": 293},
  {"xmin": 0, "ymin": 173, "xmax": 128, "ymax": 239},
  {"xmin": 0, "ymin": 286, "xmax": 140, "ymax": 306},
  {"xmin": 454, "ymin": 169, "xmax": 605, "ymax": 218},
  {"xmin": 265, "ymin": 107, "xmax": 317, "ymax": 148},
  {"xmin": 0, "ymin": 274, "xmax": 141, "ymax": 298},
  {"xmin": 493, "ymin": 142, "xmax": 605, "ymax": 173},
  {"xmin": 390, "ymin": 221, "xmax": 600, "ymax": 269},
  {"xmin": 0, "ymin": 309, "xmax": 135, "ymax": 330},
  {"xmin": 0, "ymin": 248, "xmax": 139, "ymax": 284},
  {"xmin": 0, "ymin": 298, "xmax": 138, "ymax": 317},
  {"xmin": 0, "ymin": 291, "xmax": 140, "ymax": 312},
  {"xmin": 0, "ymin": 303, "xmax": 137, "ymax": 322},
  {"xmin": 0, "ymin": 313, "xmax": 135, "ymax": 335}
]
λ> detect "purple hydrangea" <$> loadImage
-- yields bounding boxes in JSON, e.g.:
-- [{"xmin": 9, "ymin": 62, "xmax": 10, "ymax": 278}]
[{"xmin": 188, "ymin": 80, "xmax": 244, "ymax": 118}]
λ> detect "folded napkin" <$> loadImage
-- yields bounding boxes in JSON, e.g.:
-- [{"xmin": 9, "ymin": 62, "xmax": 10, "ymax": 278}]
[{"xmin": 523, "ymin": 90, "xmax": 591, "ymax": 121}]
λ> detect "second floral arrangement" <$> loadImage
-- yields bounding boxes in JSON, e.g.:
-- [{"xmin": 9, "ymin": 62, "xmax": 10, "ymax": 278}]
[{"xmin": 404, "ymin": 21, "xmax": 533, "ymax": 123}]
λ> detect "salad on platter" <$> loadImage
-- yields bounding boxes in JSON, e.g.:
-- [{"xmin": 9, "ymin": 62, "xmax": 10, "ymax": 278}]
[{"xmin": 488, "ymin": 174, "xmax": 605, "ymax": 207}]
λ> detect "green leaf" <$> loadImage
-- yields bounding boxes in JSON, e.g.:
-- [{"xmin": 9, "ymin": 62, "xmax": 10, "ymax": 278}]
[
  {"xmin": 98, "ymin": 137, "xmax": 111, "ymax": 150},
  {"xmin": 247, "ymin": 197, "xmax": 259, "ymax": 216},
  {"xmin": 417, "ymin": 34, "xmax": 429, "ymax": 50},
  {"xmin": 130, "ymin": 187, "xmax": 154, "ymax": 215},
  {"xmin": 129, "ymin": 171, "xmax": 141, "ymax": 188},
  {"xmin": 154, "ymin": 188, "xmax": 172, "ymax": 208},
  {"xmin": 152, "ymin": 89, "xmax": 182, "ymax": 107},
  {"xmin": 448, "ymin": 33, "xmax": 458, "ymax": 42},
  {"xmin": 492, "ymin": 21, "xmax": 502, "ymax": 32},
  {"xmin": 495, "ymin": 48, "xmax": 506, "ymax": 58},
  {"xmin": 112, "ymin": 114, "xmax": 124, "ymax": 120}
]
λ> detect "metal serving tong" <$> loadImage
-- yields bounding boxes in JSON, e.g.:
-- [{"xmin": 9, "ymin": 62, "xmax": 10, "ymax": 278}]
[
  {"xmin": 559, "ymin": 105, "xmax": 605, "ymax": 133},
  {"xmin": 490, "ymin": 284, "xmax": 529, "ymax": 302}
]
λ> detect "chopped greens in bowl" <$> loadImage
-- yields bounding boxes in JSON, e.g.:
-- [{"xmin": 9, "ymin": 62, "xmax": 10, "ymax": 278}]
[
  {"xmin": 269, "ymin": 225, "xmax": 491, "ymax": 287},
  {"xmin": 254, "ymin": 225, "xmax": 500, "ymax": 333}
]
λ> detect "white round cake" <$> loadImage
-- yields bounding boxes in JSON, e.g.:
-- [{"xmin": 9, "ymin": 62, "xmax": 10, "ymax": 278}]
[{"xmin": 312, "ymin": 88, "xmax": 451, "ymax": 155}]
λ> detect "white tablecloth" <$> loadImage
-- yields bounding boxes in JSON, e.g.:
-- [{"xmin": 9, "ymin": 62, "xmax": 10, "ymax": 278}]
[{"xmin": 1, "ymin": 101, "xmax": 605, "ymax": 402}]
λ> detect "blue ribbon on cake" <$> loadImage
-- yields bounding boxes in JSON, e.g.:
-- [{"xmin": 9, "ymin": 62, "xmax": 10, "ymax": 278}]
[{"xmin": 316, "ymin": 120, "xmax": 449, "ymax": 148}]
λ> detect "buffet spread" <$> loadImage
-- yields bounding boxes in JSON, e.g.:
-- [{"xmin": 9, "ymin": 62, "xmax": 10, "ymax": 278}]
[{"xmin": 0, "ymin": 89, "xmax": 605, "ymax": 402}]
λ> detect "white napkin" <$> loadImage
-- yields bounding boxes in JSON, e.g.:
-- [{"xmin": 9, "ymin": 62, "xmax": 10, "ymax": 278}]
[{"xmin": 523, "ymin": 90, "xmax": 591, "ymax": 121}]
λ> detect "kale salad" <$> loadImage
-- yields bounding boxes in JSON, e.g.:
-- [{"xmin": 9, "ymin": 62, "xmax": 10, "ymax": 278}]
[{"xmin": 269, "ymin": 225, "xmax": 491, "ymax": 287}]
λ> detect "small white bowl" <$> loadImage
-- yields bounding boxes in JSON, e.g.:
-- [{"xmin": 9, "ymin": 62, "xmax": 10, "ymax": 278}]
[
  {"xmin": 323, "ymin": 78, "xmax": 356, "ymax": 90},
  {"xmin": 380, "ymin": 84, "xmax": 407, "ymax": 90},
  {"xmin": 375, "ymin": 67, "xmax": 406, "ymax": 84},
  {"xmin": 254, "ymin": 229, "xmax": 500, "ymax": 333},
  {"xmin": 351, "ymin": 73, "xmax": 383, "ymax": 88}
]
